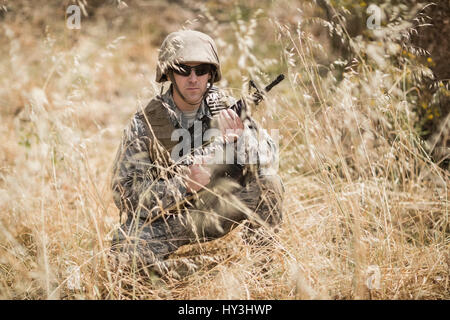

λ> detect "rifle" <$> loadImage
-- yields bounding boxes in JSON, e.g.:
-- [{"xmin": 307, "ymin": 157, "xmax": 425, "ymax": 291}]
[
  {"xmin": 209, "ymin": 74, "xmax": 285, "ymax": 117},
  {"xmin": 165, "ymin": 74, "xmax": 285, "ymax": 213}
]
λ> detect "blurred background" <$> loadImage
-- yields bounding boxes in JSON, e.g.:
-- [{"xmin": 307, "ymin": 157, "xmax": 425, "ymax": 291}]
[{"xmin": 0, "ymin": 0, "xmax": 448, "ymax": 299}]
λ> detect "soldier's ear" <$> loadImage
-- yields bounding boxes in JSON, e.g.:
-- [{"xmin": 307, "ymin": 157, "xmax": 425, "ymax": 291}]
[{"xmin": 168, "ymin": 70, "xmax": 177, "ymax": 85}]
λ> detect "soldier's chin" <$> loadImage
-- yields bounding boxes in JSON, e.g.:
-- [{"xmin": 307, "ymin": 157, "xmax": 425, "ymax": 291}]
[{"xmin": 184, "ymin": 93, "xmax": 203, "ymax": 105}]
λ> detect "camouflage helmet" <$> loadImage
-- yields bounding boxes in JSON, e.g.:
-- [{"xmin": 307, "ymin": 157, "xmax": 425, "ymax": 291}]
[{"xmin": 156, "ymin": 30, "xmax": 221, "ymax": 83}]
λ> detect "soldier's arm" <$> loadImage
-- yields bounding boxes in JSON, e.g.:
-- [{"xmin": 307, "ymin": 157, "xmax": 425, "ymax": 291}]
[{"xmin": 111, "ymin": 114, "xmax": 187, "ymax": 220}]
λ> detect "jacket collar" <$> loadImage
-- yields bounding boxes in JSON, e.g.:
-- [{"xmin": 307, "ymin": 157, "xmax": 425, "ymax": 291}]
[{"xmin": 159, "ymin": 85, "xmax": 211, "ymax": 129}]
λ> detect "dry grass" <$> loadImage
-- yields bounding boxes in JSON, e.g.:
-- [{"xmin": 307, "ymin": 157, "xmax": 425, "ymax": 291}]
[{"xmin": 0, "ymin": 0, "xmax": 448, "ymax": 299}]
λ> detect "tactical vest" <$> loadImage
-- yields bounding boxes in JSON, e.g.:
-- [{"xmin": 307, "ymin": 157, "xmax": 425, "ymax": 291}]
[{"xmin": 138, "ymin": 98, "xmax": 181, "ymax": 153}]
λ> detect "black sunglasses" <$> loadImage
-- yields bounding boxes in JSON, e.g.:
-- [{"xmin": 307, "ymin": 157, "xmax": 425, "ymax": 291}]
[{"xmin": 172, "ymin": 64, "xmax": 212, "ymax": 77}]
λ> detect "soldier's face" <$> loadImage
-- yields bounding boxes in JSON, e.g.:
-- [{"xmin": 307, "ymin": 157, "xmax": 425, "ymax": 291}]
[{"xmin": 172, "ymin": 63, "xmax": 211, "ymax": 109}]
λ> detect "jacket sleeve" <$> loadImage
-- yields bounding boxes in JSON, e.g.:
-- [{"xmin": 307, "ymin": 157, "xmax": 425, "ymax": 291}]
[
  {"xmin": 111, "ymin": 114, "xmax": 187, "ymax": 220},
  {"xmin": 236, "ymin": 117, "xmax": 280, "ymax": 176}
]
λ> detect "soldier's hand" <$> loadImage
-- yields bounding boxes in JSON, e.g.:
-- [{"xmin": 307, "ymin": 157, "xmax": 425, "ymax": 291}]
[
  {"xmin": 185, "ymin": 163, "xmax": 211, "ymax": 193},
  {"xmin": 218, "ymin": 109, "xmax": 244, "ymax": 143}
]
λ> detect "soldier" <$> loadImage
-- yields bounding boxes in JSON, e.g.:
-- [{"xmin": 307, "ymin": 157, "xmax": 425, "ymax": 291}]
[{"xmin": 110, "ymin": 30, "xmax": 284, "ymax": 278}]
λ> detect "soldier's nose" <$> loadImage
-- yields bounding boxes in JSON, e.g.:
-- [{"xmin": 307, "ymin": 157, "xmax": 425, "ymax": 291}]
[{"xmin": 187, "ymin": 70, "xmax": 198, "ymax": 81}]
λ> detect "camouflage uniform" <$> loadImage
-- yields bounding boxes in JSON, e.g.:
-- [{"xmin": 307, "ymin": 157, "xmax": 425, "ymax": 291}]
[{"xmin": 110, "ymin": 30, "xmax": 284, "ymax": 278}]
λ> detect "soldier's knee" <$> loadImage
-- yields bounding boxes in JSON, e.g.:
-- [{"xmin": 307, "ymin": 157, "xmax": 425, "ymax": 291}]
[
  {"xmin": 254, "ymin": 174, "xmax": 284, "ymax": 226},
  {"xmin": 259, "ymin": 174, "xmax": 284, "ymax": 197}
]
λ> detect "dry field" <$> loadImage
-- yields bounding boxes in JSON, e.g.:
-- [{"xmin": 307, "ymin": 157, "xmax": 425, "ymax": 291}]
[{"xmin": 0, "ymin": 0, "xmax": 448, "ymax": 299}]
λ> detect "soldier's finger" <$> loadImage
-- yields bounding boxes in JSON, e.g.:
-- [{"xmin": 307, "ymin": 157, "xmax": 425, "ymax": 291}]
[
  {"xmin": 226, "ymin": 109, "xmax": 243, "ymax": 130},
  {"xmin": 229, "ymin": 109, "xmax": 242, "ymax": 124},
  {"xmin": 222, "ymin": 109, "xmax": 234, "ymax": 125},
  {"xmin": 218, "ymin": 110, "xmax": 228, "ymax": 132},
  {"xmin": 233, "ymin": 115, "xmax": 244, "ymax": 130},
  {"xmin": 226, "ymin": 108, "xmax": 239, "ymax": 120}
]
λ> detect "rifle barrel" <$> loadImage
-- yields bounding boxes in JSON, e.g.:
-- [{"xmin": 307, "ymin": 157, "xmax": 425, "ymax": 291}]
[{"xmin": 264, "ymin": 74, "xmax": 285, "ymax": 93}]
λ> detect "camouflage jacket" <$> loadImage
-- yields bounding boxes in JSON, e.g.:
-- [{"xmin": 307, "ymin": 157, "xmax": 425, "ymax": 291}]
[{"xmin": 111, "ymin": 86, "xmax": 279, "ymax": 221}]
